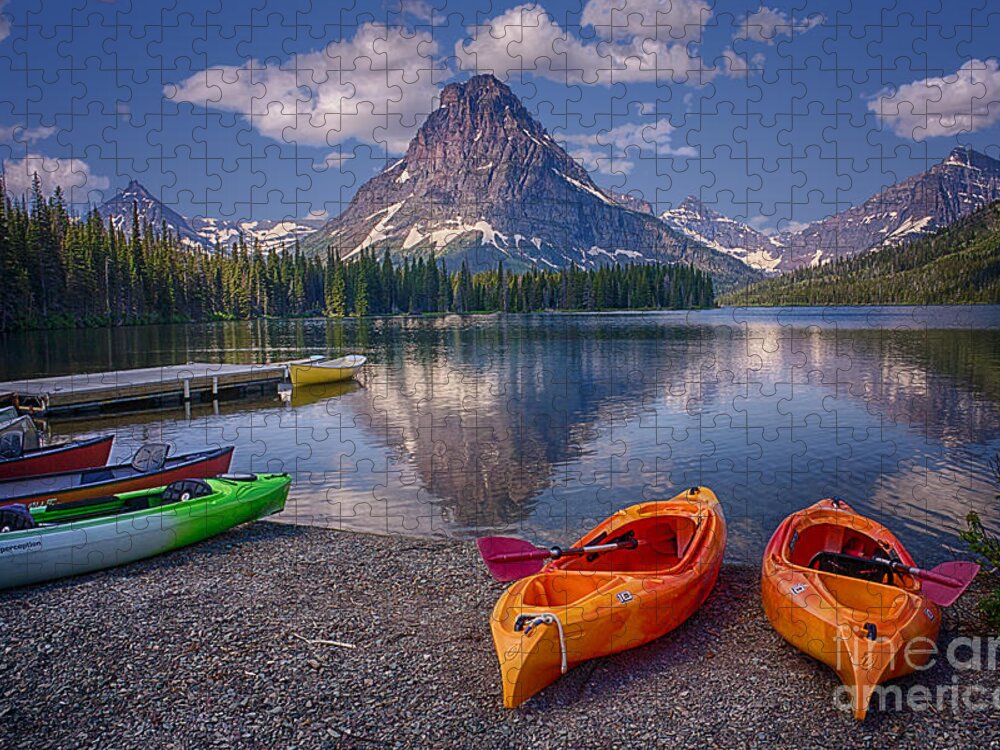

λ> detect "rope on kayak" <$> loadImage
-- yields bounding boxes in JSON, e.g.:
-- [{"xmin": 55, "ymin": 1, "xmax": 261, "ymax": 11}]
[{"xmin": 522, "ymin": 613, "xmax": 567, "ymax": 674}]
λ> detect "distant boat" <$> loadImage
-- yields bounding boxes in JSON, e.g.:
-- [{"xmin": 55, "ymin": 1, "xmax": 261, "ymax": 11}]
[
  {"xmin": 289, "ymin": 355, "xmax": 367, "ymax": 386},
  {"xmin": 0, "ymin": 429, "xmax": 114, "ymax": 481},
  {"xmin": 0, "ymin": 444, "xmax": 233, "ymax": 509}
]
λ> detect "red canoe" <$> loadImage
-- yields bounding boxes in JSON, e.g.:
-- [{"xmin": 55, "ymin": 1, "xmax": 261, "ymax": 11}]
[
  {"xmin": 0, "ymin": 444, "xmax": 234, "ymax": 509},
  {"xmin": 0, "ymin": 434, "xmax": 114, "ymax": 481}
]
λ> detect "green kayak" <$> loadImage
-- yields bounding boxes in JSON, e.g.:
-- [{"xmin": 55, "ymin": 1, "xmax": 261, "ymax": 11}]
[{"xmin": 0, "ymin": 473, "xmax": 290, "ymax": 590}]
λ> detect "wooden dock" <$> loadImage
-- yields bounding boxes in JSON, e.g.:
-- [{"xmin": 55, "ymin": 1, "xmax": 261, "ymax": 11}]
[{"xmin": 0, "ymin": 362, "xmax": 288, "ymax": 416}]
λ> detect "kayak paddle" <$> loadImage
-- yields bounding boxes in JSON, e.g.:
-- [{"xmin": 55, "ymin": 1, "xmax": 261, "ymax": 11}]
[
  {"xmin": 477, "ymin": 533, "xmax": 638, "ymax": 582},
  {"xmin": 876, "ymin": 558, "xmax": 981, "ymax": 607}
]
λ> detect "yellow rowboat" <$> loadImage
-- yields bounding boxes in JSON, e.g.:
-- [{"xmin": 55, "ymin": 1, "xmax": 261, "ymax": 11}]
[
  {"xmin": 288, "ymin": 355, "xmax": 367, "ymax": 386},
  {"xmin": 288, "ymin": 380, "xmax": 360, "ymax": 407}
]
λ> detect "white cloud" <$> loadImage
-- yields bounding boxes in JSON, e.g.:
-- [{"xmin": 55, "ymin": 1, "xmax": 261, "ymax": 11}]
[
  {"xmin": 3, "ymin": 153, "xmax": 110, "ymax": 197},
  {"xmin": 866, "ymin": 58, "xmax": 1000, "ymax": 140},
  {"xmin": 0, "ymin": 1, "xmax": 10, "ymax": 43},
  {"xmin": 562, "ymin": 116, "xmax": 696, "ymax": 174},
  {"xmin": 395, "ymin": 0, "xmax": 438, "ymax": 23},
  {"xmin": 778, "ymin": 219, "xmax": 811, "ymax": 235},
  {"xmin": 581, "ymin": 0, "xmax": 711, "ymax": 45},
  {"xmin": 166, "ymin": 23, "xmax": 445, "ymax": 153},
  {"xmin": 456, "ymin": 2, "xmax": 717, "ymax": 86},
  {"xmin": 0, "ymin": 123, "xmax": 56, "ymax": 144},
  {"xmin": 563, "ymin": 142, "xmax": 633, "ymax": 175},
  {"xmin": 316, "ymin": 150, "xmax": 356, "ymax": 171},
  {"xmin": 749, "ymin": 215, "xmax": 811, "ymax": 235},
  {"xmin": 737, "ymin": 6, "xmax": 824, "ymax": 45},
  {"xmin": 718, "ymin": 48, "xmax": 766, "ymax": 78}
]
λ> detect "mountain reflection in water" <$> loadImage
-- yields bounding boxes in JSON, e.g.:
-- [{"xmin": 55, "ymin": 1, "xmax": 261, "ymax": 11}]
[{"xmin": 4, "ymin": 307, "xmax": 997, "ymax": 563}]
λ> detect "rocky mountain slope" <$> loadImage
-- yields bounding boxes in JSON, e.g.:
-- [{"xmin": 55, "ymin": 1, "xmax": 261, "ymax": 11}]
[
  {"xmin": 301, "ymin": 75, "xmax": 758, "ymax": 288},
  {"xmin": 661, "ymin": 197, "xmax": 784, "ymax": 272},
  {"xmin": 721, "ymin": 199, "xmax": 1000, "ymax": 305},
  {"xmin": 664, "ymin": 147, "xmax": 1000, "ymax": 272},
  {"xmin": 774, "ymin": 146, "xmax": 1000, "ymax": 270},
  {"xmin": 97, "ymin": 181, "xmax": 324, "ymax": 251}
]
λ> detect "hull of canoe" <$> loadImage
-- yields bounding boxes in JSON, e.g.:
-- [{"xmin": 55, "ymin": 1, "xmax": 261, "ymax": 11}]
[
  {"xmin": 0, "ymin": 473, "xmax": 290, "ymax": 589},
  {"xmin": 289, "ymin": 356, "xmax": 366, "ymax": 386},
  {"xmin": 0, "ymin": 435, "xmax": 114, "ymax": 481},
  {"xmin": 490, "ymin": 486, "xmax": 726, "ymax": 708},
  {"xmin": 761, "ymin": 498, "xmax": 941, "ymax": 720},
  {"xmin": 0, "ymin": 447, "xmax": 234, "ymax": 509}
]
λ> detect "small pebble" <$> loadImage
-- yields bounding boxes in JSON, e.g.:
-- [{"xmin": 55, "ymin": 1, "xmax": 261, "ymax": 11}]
[{"xmin": 0, "ymin": 522, "xmax": 994, "ymax": 749}]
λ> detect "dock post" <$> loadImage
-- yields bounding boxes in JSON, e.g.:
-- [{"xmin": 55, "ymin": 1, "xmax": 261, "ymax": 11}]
[{"xmin": 183, "ymin": 378, "xmax": 191, "ymax": 402}]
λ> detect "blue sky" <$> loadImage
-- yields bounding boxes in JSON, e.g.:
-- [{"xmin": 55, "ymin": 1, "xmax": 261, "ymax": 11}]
[{"xmin": 1, "ymin": 0, "xmax": 999, "ymax": 233}]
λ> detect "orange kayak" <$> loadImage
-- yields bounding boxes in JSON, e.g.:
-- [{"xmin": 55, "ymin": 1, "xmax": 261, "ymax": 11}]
[
  {"xmin": 761, "ymin": 498, "xmax": 941, "ymax": 720},
  {"xmin": 489, "ymin": 486, "xmax": 726, "ymax": 708}
]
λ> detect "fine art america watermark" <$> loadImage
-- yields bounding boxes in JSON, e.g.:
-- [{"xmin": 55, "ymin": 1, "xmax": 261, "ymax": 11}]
[{"xmin": 832, "ymin": 636, "xmax": 1000, "ymax": 714}]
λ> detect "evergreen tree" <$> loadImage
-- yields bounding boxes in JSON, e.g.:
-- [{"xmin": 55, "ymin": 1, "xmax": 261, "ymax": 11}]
[{"xmin": 0, "ymin": 178, "xmax": 719, "ymax": 332}]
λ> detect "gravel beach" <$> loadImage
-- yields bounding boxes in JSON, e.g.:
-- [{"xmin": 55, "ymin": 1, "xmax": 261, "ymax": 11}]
[{"xmin": 1, "ymin": 521, "xmax": 996, "ymax": 749}]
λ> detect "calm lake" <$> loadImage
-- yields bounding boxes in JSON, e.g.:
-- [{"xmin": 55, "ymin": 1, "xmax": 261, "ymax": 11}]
[{"xmin": 2, "ymin": 306, "xmax": 999, "ymax": 563}]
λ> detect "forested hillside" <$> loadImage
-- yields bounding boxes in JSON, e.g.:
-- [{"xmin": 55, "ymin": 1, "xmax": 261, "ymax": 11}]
[
  {"xmin": 0, "ymin": 177, "xmax": 715, "ymax": 332},
  {"xmin": 721, "ymin": 201, "xmax": 1000, "ymax": 306}
]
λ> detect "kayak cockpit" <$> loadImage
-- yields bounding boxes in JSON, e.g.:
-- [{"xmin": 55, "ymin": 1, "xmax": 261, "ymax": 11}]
[
  {"xmin": 786, "ymin": 521, "xmax": 886, "ymax": 568},
  {"xmin": 520, "ymin": 572, "xmax": 620, "ymax": 608},
  {"xmin": 27, "ymin": 478, "xmax": 217, "ymax": 526},
  {"xmin": 782, "ymin": 520, "xmax": 918, "ymax": 608},
  {"xmin": 555, "ymin": 513, "xmax": 705, "ymax": 575}
]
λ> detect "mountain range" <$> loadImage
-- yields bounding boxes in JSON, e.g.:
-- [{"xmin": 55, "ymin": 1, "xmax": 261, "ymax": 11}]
[
  {"xmin": 661, "ymin": 146, "xmax": 1000, "ymax": 272},
  {"xmin": 98, "ymin": 180, "xmax": 326, "ymax": 252},
  {"xmin": 94, "ymin": 75, "xmax": 1000, "ymax": 286},
  {"xmin": 721, "ymin": 197, "xmax": 1000, "ymax": 305},
  {"xmin": 298, "ymin": 75, "xmax": 753, "ymax": 288}
]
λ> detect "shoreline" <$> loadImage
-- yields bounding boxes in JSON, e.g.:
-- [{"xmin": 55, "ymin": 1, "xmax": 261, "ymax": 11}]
[
  {"xmin": 1, "ymin": 521, "xmax": 996, "ymax": 748},
  {"xmin": 4, "ymin": 303, "xmax": 999, "ymax": 336}
]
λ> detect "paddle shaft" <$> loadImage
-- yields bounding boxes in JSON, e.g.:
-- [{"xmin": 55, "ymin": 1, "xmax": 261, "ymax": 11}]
[
  {"xmin": 876, "ymin": 558, "xmax": 962, "ymax": 587},
  {"xmin": 490, "ymin": 540, "xmax": 635, "ymax": 564}
]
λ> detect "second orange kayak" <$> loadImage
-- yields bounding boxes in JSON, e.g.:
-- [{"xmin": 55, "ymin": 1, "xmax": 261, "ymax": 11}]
[
  {"xmin": 489, "ymin": 486, "xmax": 727, "ymax": 708},
  {"xmin": 762, "ymin": 498, "xmax": 942, "ymax": 720}
]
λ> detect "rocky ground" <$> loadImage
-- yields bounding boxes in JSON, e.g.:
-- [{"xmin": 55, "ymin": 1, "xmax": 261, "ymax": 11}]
[{"xmin": 0, "ymin": 522, "xmax": 997, "ymax": 749}]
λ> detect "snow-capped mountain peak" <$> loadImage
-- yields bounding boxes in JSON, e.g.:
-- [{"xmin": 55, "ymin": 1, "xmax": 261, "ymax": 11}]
[
  {"xmin": 661, "ymin": 197, "xmax": 783, "ymax": 272},
  {"xmin": 661, "ymin": 148, "xmax": 1000, "ymax": 272},
  {"xmin": 97, "ymin": 182, "xmax": 326, "ymax": 251}
]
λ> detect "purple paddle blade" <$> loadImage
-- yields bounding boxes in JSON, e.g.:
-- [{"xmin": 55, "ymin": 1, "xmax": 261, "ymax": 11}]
[
  {"xmin": 477, "ymin": 536, "xmax": 551, "ymax": 582},
  {"xmin": 920, "ymin": 561, "xmax": 981, "ymax": 607}
]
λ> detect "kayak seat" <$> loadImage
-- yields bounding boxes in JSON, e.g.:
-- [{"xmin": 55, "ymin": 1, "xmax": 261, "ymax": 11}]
[
  {"xmin": 131, "ymin": 443, "xmax": 171, "ymax": 473},
  {"xmin": 562, "ymin": 517, "xmax": 698, "ymax": 574},
  {"xmin": 161, "ymin": 479, "xmax": 214, "ymax": 505},
  {"xmin": 809, "ymin": 551, "xmax": 894, "ymax": 584},
  {"xmin": 0, "ymin": 432, "xmax": 24, "ymax": 459},
  {"xmin": 0, "ymin": 504, "xmax": 37, "ymax": 532},
  {"xmin": 788, "ymin": 523, "xmax": 883, "ymax": 568}
]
